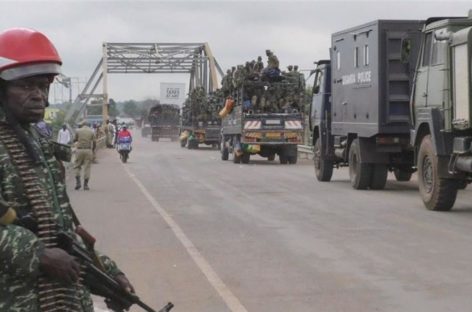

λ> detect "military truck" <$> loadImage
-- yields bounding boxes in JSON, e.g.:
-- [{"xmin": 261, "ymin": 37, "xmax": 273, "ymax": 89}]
[
  {"xmin": 311, "ymin": 14, "xmax": 472, "ymax": 210},
  {"xmin": 221, "ymin": 79, "xmax": 304, "ymax": 164},
  {"xmin": 148, "ymin": 104, "xmax": 180, "ymax": 142},
  {"xmin": 180, "ymin": 88, "xmax": 222, "ymax": 149}
]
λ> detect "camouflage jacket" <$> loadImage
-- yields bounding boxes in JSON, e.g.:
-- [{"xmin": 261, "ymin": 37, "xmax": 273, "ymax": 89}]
[{"xmin": 0, "ymin": 110, "xmax": 121, "ymax": 311}]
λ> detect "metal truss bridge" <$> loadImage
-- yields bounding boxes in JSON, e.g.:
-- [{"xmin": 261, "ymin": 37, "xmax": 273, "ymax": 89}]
[{"xmin": 65, "ymin": 42, "xmax": 224, "ymax": 123}]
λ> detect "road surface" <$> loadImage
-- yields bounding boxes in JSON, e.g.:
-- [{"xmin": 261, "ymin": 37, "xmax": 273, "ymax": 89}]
[{"xmin": 68, "ymin": 134, "xmax": 472, "ymax": 312}]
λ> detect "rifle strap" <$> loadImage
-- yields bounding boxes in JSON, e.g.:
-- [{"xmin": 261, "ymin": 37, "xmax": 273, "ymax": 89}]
[{"xmin": 0, "ymin": 123, "xmax": 81, "ymax": 312}]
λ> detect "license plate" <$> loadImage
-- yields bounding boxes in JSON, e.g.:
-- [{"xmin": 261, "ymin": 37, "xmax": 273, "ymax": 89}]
[
  {"xmin": 119, "ymin": 143, "xmax": 131, "ymax": 150},
  {"xmin": 265, "ymin": 132, "xmax": 281, "ymax": 138},
  {"xmin": 265, "ymin": 119, "xmax": 281, "ymax": 125}
]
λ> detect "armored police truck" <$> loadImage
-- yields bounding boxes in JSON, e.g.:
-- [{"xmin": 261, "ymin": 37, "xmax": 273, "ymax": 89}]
[{"xmin": 311, "ymin": 14, "xmax": 472, "ymax": 210}]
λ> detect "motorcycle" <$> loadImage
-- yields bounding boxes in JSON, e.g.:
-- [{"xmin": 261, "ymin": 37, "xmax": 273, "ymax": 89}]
[{"xmin": 117, "ymin": 136, "xmax": 132, "ymax": 163}]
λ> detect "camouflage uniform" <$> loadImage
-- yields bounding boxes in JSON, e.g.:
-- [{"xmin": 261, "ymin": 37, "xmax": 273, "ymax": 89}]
[{"xmin": 0, "ymin": 107, "xmax": 122, "ymax": 311}]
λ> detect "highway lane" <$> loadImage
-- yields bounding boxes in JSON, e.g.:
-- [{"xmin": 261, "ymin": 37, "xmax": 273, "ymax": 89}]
[{"xmin": 70, "ymin": 134, "xmax": 472, "ymax": 312}]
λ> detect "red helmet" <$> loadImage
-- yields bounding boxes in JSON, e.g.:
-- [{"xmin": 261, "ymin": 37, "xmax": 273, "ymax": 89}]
[{"xmin": 0, "ymin": 28, "xmax": 62, "ymax": 81}]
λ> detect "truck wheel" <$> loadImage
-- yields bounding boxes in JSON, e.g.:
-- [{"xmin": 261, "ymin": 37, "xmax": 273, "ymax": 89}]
[
  {"xmin": 288, "ymin": 154, "xmax": 298, "ymax": 164},
  {"xmin": 314, "ymin": 139, "xmax": 333, "ymax": 182},
  {"xmin": 394, "ymin": 168, "xmax": 412, "ymax": 182},
  {"xmin": 180, "ymin": 138, "xmax": 187, "ymax": 148},
  {"xmin": 370, "ymin": 164, "xmax": 388, "ymax": 190},
  {"xmin": 418, "ymin": 135, "xmax": 457, "ymax": 211},
  {"xmin": 268, "ymin": 154, "xmax": 275, "ymax": 161},
  {"xmin": 241, "ymin": 153, "xmax": 250, "ymax": 164},
  {"xmin": 349, "ymin": 138, "xmax": 371, "ymax": 190},
  {"xmin": 187, "ymin": 140, "xmax": 193, "ymax": 149},
  {"xmin": 279, "ymin": 154, "xmax": 288, "ymax": 164}
]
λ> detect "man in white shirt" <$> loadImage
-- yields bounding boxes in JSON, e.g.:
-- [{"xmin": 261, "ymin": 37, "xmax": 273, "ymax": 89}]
[{"xmin": 57, "ymin": 124, "xmax": 71, "ymax": 145}]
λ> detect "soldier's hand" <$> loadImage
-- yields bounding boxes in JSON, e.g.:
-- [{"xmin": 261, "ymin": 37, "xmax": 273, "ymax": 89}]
[
  {"xmin": 39, "ymin": 247, "xmax": 81, "ymax": 284},
  {"xmin": 115, "ymin": 273, "xmax": 135, "ymax": 293}
]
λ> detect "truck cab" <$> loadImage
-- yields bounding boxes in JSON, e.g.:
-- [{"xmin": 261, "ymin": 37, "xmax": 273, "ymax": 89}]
[
  {"xmin": 411, "ymin": 14, "xmax": 472, "ymax": 210},
  {"xmin": 310, "ymin": 60, "xmax": 335, "ymax": 180}
]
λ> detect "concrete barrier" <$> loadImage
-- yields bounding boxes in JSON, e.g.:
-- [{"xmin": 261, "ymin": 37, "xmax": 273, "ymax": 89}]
[{"xmin": 297, "ymin": 144, "xmax": 313, "ymax": 160}]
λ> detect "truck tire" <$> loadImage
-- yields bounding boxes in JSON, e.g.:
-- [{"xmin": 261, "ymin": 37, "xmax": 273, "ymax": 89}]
[
  {"xmin": 288, "ymin": 154, "xmax": 298, "ymax": 164},
  {"xmin": 349, "ymin": 138, "xmax": 372, "ymax": 190},
  {"xmin": 314, "ymin": 139, "xmax": 333, "ymax": 182},
  {"xmin": 370, "ymin": 164, "xmax": 388, "ymax": 190},
  {"xmin": 394, "ymin": 168, "xmax": 412, "ymax": 182},
  {"xmin": 279, "ymin": 154, "xmax": 288, "ymax": 164},
  {"xmin": 180, "ymin": 138, "xmax": 187, "ymax": 148},
  {"xmin": 268, "ymin": 154, "xmax": 275, "ymax": 161},
  {"xmin": 241, "ymin": 152, "xmax": 250, "ymax": 164},
  {"xmin": 417, "ymin": 135, "xmax": 457, "ymax": 211}
]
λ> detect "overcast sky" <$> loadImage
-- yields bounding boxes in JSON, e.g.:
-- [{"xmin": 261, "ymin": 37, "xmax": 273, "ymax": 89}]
[{"xmin": 1, "ymin": 0, "xmax": 471, "ymax": 103}]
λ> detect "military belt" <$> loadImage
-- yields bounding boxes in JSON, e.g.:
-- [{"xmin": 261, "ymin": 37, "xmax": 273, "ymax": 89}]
[{"xmin": 0, "ymin": 123, "xmax": 81, "ymax": 312}]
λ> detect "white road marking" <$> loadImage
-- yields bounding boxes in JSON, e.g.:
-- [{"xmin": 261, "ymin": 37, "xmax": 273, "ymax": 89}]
[{"xmin": 123, "ymin": 165, "xmax": 249, "ymax": 312}]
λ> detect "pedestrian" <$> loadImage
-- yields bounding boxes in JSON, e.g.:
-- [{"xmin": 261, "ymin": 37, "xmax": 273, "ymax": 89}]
[
  {"xmin": 0, "ymin": 28, "xmax": 134, "ymax": 311},
  {"xmin": 73, "ymin": 120, "xmax": 95, "ymax": 190},
  {"xmin": 105, "ymin": 120, "xmax": 114, "ymax": 148},
  {"xmin": 57, "ymin": 124, "xmax": 71, "ymax": 145}
]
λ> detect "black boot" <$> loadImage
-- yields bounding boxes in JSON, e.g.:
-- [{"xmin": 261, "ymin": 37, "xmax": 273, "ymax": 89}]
[
  {"xmin": 83, "ymin": 179, "xmax": 90, "ymax": 191},
  {"xmin": 75, "ymin": 176, "xmax": 81, "ymax": 190}
]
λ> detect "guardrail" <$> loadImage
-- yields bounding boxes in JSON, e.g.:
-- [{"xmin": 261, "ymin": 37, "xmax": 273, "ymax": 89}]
[{"xmin": 297, "ymin": 144, "xmax": 313, "ymax": 160}]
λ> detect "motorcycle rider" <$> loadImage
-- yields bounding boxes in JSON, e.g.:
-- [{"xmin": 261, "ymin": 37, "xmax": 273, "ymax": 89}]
[{"xmin": 117, "ymin": 124, "xmax": 132, "ymax": 143}]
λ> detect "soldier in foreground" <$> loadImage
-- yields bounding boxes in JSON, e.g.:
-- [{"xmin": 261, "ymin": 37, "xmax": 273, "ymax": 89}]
[
  {"xmin": 74, "ymin": 120, "xmax": 95, "ymax": 190},
  {"xmin": 0, "ymin": 28, "xmax": 135, "ymax": 312}
]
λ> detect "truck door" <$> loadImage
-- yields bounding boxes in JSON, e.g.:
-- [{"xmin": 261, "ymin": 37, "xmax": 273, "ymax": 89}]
[
  {"xmin": 310, "ymin": 64, "xmax": 331, "ymax": 133},
  {"xmin": 427, "ymin": 30, "xmax": 448, "ymax": 109},
  {"xmin": 413, "ymin": 32, "xmax": 433, "ymax": 108}
]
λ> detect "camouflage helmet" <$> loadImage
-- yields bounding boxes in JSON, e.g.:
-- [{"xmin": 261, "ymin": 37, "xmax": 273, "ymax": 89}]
[
  {"xmin": 265, "ymin": 49, "xmax": 272, "ymax": 55},
  {"xmin": 257, "ymin": 56, "xmax": 262, "ymax": 61},
  {"xmin": 294, "ymin": 65, "xmax": 299, "ymax": 71},
  {"xmin": 287, "ymin": 65, "xmax": 293, "ymax": 71}
]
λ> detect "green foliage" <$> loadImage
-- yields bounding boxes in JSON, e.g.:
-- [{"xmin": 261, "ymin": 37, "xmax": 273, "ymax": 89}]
[
  {"xmin": 122, "ymin": 100, "xmax": 140, "ymax": 118},
  {"xmin": 108, "ymin": 98, "xmax": 119, "ymax": 117}
]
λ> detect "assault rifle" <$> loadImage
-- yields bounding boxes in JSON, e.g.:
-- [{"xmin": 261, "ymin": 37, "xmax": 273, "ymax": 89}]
[{"xmin": 57, "ymin": 231, "xmax": 173, "ymax": 312}]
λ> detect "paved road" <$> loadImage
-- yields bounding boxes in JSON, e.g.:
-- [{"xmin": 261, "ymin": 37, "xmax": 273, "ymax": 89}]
[{"xmin": 68, "ymin": 134, "xmax": 472, "ymax": 312}]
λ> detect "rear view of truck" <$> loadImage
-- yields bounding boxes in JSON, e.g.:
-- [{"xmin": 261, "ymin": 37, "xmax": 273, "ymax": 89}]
[
  {"xmin": 180, "ymin": 88, "xmax": 222, "ymax": 149},
  {"xmin": 221, "ymin": 80, "xmax": 304, "ymax": 164},
  {"xmin": 148, "ymin": 104, "xmax": 180, "ymax": 142}
]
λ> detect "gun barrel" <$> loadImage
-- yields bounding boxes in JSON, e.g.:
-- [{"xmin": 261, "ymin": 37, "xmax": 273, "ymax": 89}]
[{"xmin": 158, "ymin": 302, "xmax": 174, "ymax": 312}]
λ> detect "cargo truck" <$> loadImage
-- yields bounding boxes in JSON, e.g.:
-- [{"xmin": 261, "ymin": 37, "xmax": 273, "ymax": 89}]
[
  {"xmin": 180, "ymin": 89, "xmax": 221, "ymax": 149},
  {"xmin": 221, "ymin": 80, "xmax": 304, "ymax": 164},
  {"xmin": 311, "ymin": 14, "xmax": 472, "ymax": 210},
  {"xmin": 148, "ymin": 104, "xmax": 180, "ymax": 142}
]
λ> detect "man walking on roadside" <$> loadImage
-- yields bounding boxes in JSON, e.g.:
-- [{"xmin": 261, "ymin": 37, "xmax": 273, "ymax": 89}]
[{"xmin": 73, "ymin": 120, "xmax": 95, "ymax": 190}]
